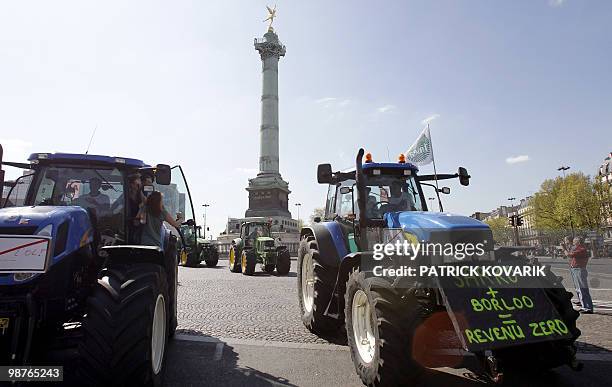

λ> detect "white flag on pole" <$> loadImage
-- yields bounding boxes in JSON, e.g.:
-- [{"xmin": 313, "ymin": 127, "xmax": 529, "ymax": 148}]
[{"xmin": 405, "ymin": 126, "xmax": 434, "ymax": 166}]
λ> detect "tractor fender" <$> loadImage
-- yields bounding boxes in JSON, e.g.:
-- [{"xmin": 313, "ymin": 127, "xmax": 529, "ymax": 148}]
[
  {"xmin": 300, "ymin": 222, "xmax": 349, "ymax": 268},
  {"xmin": 324, "ymin": 252, "xmax": 366, "ymax": 319}
]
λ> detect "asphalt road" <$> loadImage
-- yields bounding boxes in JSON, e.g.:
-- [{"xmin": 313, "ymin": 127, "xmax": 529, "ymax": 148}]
[{"xmin": 164, "ymin": 258, "xmax": 612, "ymax": 387}]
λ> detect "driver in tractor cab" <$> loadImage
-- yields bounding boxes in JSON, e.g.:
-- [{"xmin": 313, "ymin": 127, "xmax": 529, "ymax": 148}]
[
  {"xmin": 247, "ymin": 226, "xmax": 260, "ymax": 240},
  {"xmin": 364, "ymin": 187, "xmax": 378, "ymax": 218},
  {"xmin": 386, "ymin": 181, "xmax": 410, "ymax": 212},
  {"xmin": 74, "ymin": 177, "xmax": 111, "ymax": 215}
]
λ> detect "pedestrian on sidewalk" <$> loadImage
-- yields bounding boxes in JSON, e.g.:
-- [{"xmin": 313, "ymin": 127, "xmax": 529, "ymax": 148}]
[{"xmin": 565, "ymin": 236, "xmax": 593, "ymax": 314}]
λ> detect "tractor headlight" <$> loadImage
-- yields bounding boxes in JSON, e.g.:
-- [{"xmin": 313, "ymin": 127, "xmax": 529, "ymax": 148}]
[
  {"xmin": 36, "ymin": 224, "xmax": 53, "ymax": 237},
  {"xmin": 13, "ymin": 273, "xmax": 38, "ymax": 282}
]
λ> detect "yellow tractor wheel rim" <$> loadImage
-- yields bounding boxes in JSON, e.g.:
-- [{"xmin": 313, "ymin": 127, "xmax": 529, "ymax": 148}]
[
  {"xmin": 229, "ymin": 248, "xmax": 235, "ymax": 267},
  {"xmin": 241, "ymin": 252, "xmax": 247, "ymax": 273}
]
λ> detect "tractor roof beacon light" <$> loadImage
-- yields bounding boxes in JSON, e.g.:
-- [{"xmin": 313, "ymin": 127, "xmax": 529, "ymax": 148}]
[
  {"xmin": 398, "ymin": 154, "xmax": 406, "ymax": 164},
  {"xmin": 364, "ymin": 152, "xmax": 373, "ymax": 163}
]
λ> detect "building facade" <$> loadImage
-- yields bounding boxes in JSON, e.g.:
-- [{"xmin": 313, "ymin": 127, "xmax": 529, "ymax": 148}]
[{"xmin": 598, "ymin": 152, "xmax": 612, "ymax": 246}]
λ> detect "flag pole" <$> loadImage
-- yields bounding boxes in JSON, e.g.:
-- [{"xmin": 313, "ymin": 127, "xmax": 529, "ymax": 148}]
[{"xmin": 429, "ymin": 124, "xmax": 444, "ymax": 212}]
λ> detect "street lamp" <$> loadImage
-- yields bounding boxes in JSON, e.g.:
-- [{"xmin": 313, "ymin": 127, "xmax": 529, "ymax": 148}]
[
  {"xmin": 202, "ymin": 204, "xmax": 210, "ymax": 238},
  {"xmin": 295, "ymin": 203, "xmax": 302, "ymax": 226},
  {"xmin": 557, "ymin": 165, "xmax": 570, "ymax": 178},
  {"xmin": 557, "ymin": 165, "xmax": 574, "ymax": 237},
  {"xmin": 507, "ymin": 197, "xmax": 516, "ymax": 207}
]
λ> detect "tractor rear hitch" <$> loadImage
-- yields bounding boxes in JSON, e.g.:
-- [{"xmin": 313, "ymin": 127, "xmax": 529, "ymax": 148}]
[{"xmin": 482, "ymin": 350, "xmax": 504, "ymax": 384}]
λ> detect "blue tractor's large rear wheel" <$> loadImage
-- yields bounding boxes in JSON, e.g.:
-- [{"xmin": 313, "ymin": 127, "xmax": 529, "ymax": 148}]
[{"xmin": 79, "ymin": 263, "xmax": 170, "ymax": 386}]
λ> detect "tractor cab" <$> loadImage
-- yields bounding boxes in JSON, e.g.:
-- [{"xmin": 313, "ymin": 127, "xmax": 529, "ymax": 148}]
[
  {"xmin": 240, "ymin": 221, "xmax": 273, "ymax": 248},
  {"xmin": 2, "ymin": 153, "xmax": 198, "ymax": 254},
  {"xmin": 316, "ymin": 149, "xmax": 473, "ymax": 252}
]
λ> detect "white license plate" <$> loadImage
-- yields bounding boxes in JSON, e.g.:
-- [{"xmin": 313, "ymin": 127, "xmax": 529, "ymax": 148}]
[{"xmin": 0, "ymin": 235, "xmax": 51, "ymax": 273}]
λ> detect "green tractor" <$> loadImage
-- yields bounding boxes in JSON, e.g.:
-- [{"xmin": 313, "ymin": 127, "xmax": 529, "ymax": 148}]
[
  {"xmin": 228, "ymin": 221, "xmax": 291, "ymax": 276},
  {"xmin": 180, "ymin": 225, "xmax": 219, "ymax": 267}
]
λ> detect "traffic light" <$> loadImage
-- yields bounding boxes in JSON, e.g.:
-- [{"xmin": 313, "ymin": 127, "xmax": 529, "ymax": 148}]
[
  {"xmin": 516, "ymin": 215, "xmax": 524, "ymax": 227},
  {"xmin": 508, "ymin": 215, "xmax": 515, "ymax": 227}
]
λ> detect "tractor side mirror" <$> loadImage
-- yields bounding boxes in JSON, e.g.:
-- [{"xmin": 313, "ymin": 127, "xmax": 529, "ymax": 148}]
[
  {"xmin": 339, "ymin": 186, "xmax": 352, "ymax": 194},
  {"xmin": 155, "ymin": 164, "xmax": 171, "ymax": 185},
  {"xmin": 458, "ymin": 167, "xmax": 470, "ymax": 186},
  {"xmin": 317, "ymin": 164, "xmax": 333, "ymax": 184},
  {"xmin": 440, "ymin": 187, "xmax": 451, "ymax": 194}
]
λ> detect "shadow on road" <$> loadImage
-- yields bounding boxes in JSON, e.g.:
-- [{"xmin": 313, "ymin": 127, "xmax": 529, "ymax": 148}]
[{"xmin": 165, "ymin": 332, "xmax": 297, "ymax": 387}]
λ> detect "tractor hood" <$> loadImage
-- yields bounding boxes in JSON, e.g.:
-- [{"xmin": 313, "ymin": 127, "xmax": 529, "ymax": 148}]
[
  {"xmin": 0, "ymin": 206, "xmax": 93, "ymax": 282},
  {"xmin": 384, "ymin": 211, "xmax": 489, "ymax": 231},
  {"xmin": 0, "ymin": 206, "xmax": 88, "ymax": 233},
  {"xmin": 383, "ymin": 211, "xmax": 493, "ymax": 248},
  {"xmin": 257, "ymin": 236, "xmax": 275, "ymax": 243}
]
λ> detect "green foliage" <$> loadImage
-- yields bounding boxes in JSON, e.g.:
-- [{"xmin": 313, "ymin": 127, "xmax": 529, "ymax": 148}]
[
  {"xmin": 485, "ymin": 217, "xmax": 513, "ymax": 246},
  {"xmin": 532, "ymin": 173, "xmax": 602, "ymax": 233}
]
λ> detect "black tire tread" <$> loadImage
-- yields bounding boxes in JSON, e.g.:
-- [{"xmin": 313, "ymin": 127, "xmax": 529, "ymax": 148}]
[
  {"xmin": 79, "ymin": 264, "xmax": 168, "ymax": 386},
  {"xmin": 297, "ymin": 236, "xmax": 341, "ymax": 334},
  {"xmin": 241, "ymin": 250, "xmax": 257, "ymax": 276},
  {"xmin": 276, "ymin": 250, "xmax": 291, "ymax": 276},
  {"xmin": 345, "ymin": 270, "xmax": 423, "ymax": 387}
]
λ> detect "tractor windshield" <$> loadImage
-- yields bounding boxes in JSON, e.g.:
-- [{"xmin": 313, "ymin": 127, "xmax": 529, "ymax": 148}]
[
  {"xmin": 362, "ymin": 174, "xmax": 424, "ymax": 218},
  {"xmin": 29, "ymin": 166, "xmax": 126, "ymax": 238},
  {"xmin": 244, "ymin": 223, "xmax": 270, "ymax": 239}
]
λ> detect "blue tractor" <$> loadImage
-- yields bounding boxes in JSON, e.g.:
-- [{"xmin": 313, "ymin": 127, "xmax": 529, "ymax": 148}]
[
  {"xmin": 297, "ymin": 149, "xmax": 580, "ymax": 386},
  {"xmin": 0, "ymin": 145, "xmax": 198, "ymax": 385}
]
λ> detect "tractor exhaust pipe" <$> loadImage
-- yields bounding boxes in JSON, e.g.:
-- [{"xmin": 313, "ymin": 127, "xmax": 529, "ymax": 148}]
[
  {"xmin": 355, "ymin": 148, "xmax": 367, "ymax": 249},
  {"xmin": 0, "ymin": 144, "xmax": 5, "ymax": 197}
]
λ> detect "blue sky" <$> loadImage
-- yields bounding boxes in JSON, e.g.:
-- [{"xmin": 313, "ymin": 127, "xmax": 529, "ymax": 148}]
[{"xmin": 1, "ymin": 0, "xmax": 610, "ymax": 236}]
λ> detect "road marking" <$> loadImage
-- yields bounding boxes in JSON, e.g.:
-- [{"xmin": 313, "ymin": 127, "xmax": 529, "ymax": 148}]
[
  {"xmin": 175, "ymin": 334, "xmax": 612, "ymax": 361},
  {"xmin": 175, "ymin": 333, "xmax": 348, "ymax": 351},
  {"xmin": 213, "ymin": 342, "xmax": 224, "ymax": 361}
]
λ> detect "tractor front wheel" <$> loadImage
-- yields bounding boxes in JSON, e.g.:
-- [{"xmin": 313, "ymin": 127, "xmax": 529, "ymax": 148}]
[
  {"xmin": 345, "ymin": 269, "xmax": 423, "ymax": 387},
  {"xmin": 228, "ymin": 246, "xmax": 241, "ymax": 273},
  {"xmin": 297, "ymin": 236, "xmax": 341, "ymax": 334},
  {"xmin": 276, "ymin": 250, "xmax": 291, "ymax": 276},
  {"xmin": 241, "ymin": 250, "xmax": 257, "ymax": 276},
  {"xmin": 185, "ymin": 252, "xmax": 199, "ymax": 267},
  {"xmin": 203, "ymin": 250, "xmax": 219, "ymax": 267},
  {"xmin": 79, "ymin": 263, "xmax": 169, "ymax": 386}
]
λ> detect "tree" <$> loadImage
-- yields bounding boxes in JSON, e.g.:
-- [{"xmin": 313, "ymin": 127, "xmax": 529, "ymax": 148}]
[
  {"xmin": 532, "ymin": 173, "xmax": 602, "ymax": 235},
  {"xmin": 485, "ymin": 217, "xmax": 513, "ymax": 246},
  {"xmin": 309, "ymin": 207, "xmax": 325, "ymax": 225}
]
